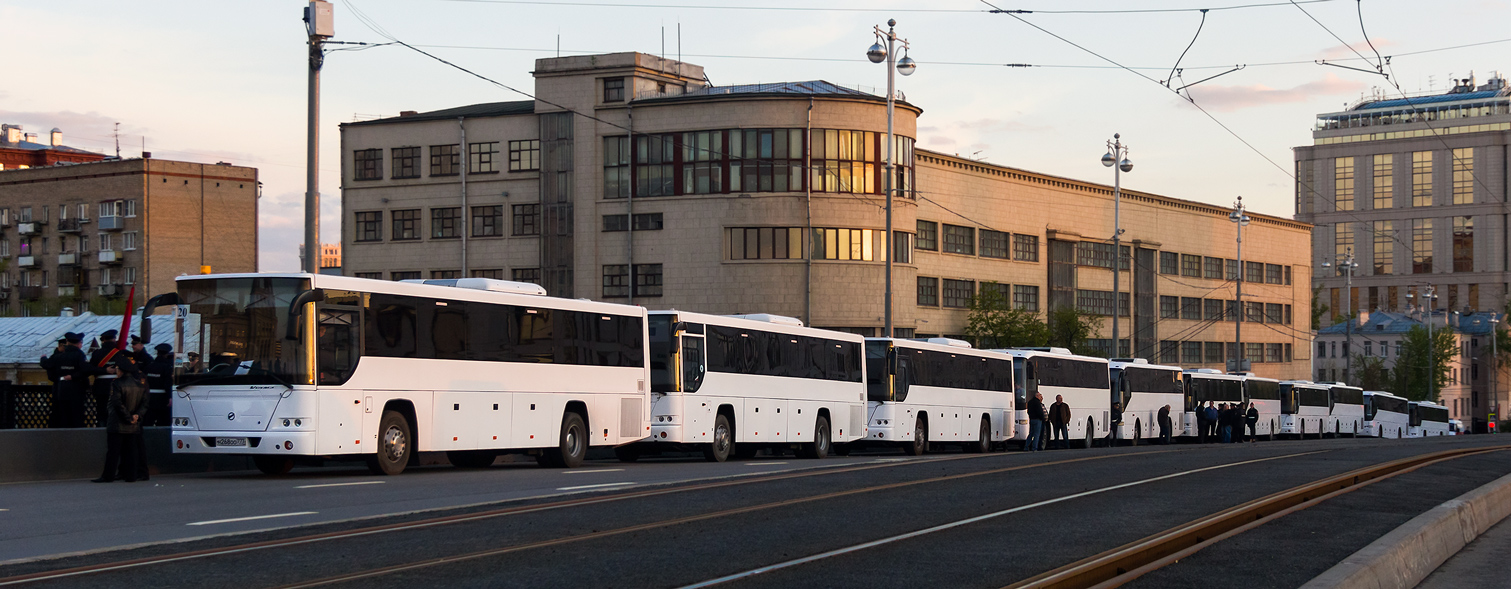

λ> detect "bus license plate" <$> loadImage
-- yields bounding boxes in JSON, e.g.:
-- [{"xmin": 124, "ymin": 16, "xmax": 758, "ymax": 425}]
[{"xmin": 216, "ymin": 437, "xmax": 247, "ymax": 447}]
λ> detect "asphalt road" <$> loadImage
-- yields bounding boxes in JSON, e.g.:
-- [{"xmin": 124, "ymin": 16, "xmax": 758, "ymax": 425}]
[{"xmin": 2, "ymin": 435, "xmax": 1507, "ymax": 588}]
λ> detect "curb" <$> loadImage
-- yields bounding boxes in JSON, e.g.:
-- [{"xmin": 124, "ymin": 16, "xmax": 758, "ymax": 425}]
[{"xmin": 1301, "ymin": 470, "xmax": 1511, "ymax": 589}]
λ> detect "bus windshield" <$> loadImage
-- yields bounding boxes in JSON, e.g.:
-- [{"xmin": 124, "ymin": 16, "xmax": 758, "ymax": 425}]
[
  {"xmin": 865, "ymin": 340, "xmax": 891, "ymax": 402},
  {"xmin": 177, "ymin": 277, "xmax": 312, "ymax": 387},
  {"xmin": 649, "ymin": 315, "xmax": 675, "ymax": 393},
  {"xmin": 1364, "ymin": 396, "xmax": 1376, "ymax": 420}
]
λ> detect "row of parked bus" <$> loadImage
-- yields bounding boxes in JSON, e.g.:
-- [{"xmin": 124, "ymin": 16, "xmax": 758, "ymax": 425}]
[{"xmin": 163, "ymin": 274, "xmax": 1456, "ymax": 475}]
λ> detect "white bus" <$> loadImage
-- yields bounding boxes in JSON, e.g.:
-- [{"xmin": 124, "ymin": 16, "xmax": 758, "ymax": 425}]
[
  {"xmin": 1237, "ymin": 374, "xmax": 1281, "ymax": 440},
  {"xmin": 1180, "ymin": 369, "xmax": 1244, "ymax": 440},
  {"xmin": 1278, "ymin": 381, "xmax": 1329, "ymax": 439},
  {"xmin": 1408, "ymin": 401, "xmax": 1452, "ymax": 438},
  {"xmin": 996, "ymin": 348, "xmax": 1110, "ymax": 448},
  {"xmin": 166, "ymin": 274, "xmax": 652, "ymax": 475},
  {"xmin": 627, "ymin": 311, "xmax": 866, "ymax": 462},
  {"xmin": 1362, "ymin": 391, "xmax": 1410, "ymax": 438},
  {"xmin": 1108, "ymin": 359, "xmax": 1183, "ymax": 443},
  {"xmin": 865, "ymin": 338, "xmax": 1013, "ymax": 454},
  {"xmin": 1325, "ymin": 383, "xmax": 1364, "ymax": 437}
]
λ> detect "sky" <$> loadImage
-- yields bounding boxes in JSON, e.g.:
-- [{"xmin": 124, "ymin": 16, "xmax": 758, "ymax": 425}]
[{"xmin": 4, "ymin": 0, "xmax": 1508, "ymax": 271}]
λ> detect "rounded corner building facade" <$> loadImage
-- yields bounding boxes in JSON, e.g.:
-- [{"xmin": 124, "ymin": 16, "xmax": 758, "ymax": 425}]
[{"xmin": 340, "ymin": 51, "xmax": 1313, "ymax": 380}]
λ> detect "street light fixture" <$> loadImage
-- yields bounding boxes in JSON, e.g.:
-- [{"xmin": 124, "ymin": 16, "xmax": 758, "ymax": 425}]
[
  {"xmin": 1102, "ymin": 134, "xmax": 1132, "ymax": 357},
  {"xmin": 1229, "ymin": 197, "xmax": 1250, "ymax": 372},
  {"xmin": 868, "ymin": 19, "xmax": 916, "ymax": 338},
  {"xmin": 1407, "ymin": 285, "xmax": 1439, "ymax": 401},
  {"xmin": 1321, "ymin": 249, "xmax": 1359, "ymax": 381}
]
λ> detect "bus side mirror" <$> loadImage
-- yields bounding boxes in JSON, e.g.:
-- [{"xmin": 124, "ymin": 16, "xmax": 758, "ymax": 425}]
[
  {"xmin": 284, "ymin": 289, "xmax": 326, "ymax": 340},
  {"xmin": 140, "ymin": 293, "xmax": 181, "ymax": 345}
]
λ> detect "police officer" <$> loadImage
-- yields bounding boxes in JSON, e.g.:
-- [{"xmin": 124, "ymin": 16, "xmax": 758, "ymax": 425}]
[
  {"xmin": 41, "ymin": 333, "xmax": 90, "ymax": 428},
  {"xmin": 87, "ymin": 329, "xmax": 120, "ymax": 426},
  {"xmin": 128, "ymin": 335, "xmax": 153, "ymax": 367},
  {"xmin": 144, "ymin": 344, "xmax": 175, "ymax": 427}
]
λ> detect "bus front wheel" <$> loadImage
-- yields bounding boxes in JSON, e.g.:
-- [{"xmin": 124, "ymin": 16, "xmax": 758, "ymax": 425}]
[
  {"xmin": 904, "ymin": 418, "xmax": 928, "ymax": 456},
  {"xmin": 1083, "ymin": 419, "xmax": 1095, "ymax": 449},
  {"xmin": 703, "ymin": 414, "xmax": 733, "ymax": 462},
  {"xmin": 366, "ymin": 410, "xmax": 412, "ymax": 476}
]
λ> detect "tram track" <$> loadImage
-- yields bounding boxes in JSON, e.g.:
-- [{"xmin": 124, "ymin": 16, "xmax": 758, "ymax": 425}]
[
  {"xmin": 0, "ymin": 448, "xmax": 1173, "ymax": 587},
  {"xmin": 1004, "ymin": 444, "xmax": 1511, "ymax": 589}
]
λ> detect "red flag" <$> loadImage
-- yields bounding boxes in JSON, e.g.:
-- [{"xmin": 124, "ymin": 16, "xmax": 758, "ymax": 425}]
[{"xmin": 97, "ymin": 286, "xmax": 135, "ymax": 367}]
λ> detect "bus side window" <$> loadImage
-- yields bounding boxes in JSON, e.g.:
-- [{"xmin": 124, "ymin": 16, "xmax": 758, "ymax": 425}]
[
  {"xmin": 1024, "ymin": 360, "xmax": 1038, "ymax": 397},
  {"xmin": 682, "ymin": 336, "xmax": 706, "ymax": 393},
  {"xmin": 894, "ymin": 354, "xmax": 911, "ymax": 402}
]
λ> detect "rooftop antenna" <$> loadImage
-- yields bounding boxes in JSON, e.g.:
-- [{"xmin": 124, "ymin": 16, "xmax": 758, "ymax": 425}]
[
  {"xmin": 113, "ymin": 122, "xmax": 121, "ymax": 158},
  {"xmin": 556, "ymin": 30, "xmax": 560, "ymax": 57},
  {"xmin": 677, "ymin": 21, "xmax": 681, "ymax": 65}
]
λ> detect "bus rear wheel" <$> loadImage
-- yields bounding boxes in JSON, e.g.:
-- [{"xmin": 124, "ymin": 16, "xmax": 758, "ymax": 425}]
[
  {"xmin": 540, "ymin": 412, "xmax": 587, "ymax": 468},
  {"xmin": 1132, "ymin": 421, "xmax": 1141, "ymax": 447},
  {"xmin": 254, "ymin": 455, "xmax": 294, "ymax": 476},
  {"xmin": 965, "ymin": 417, "xmax": 990, "ymax": 454},
  {"xmin": 366, "ymin": 410, "xmax": 412, "ymax": 476},
  {"xmin": 703, "ymin": 414, "xmax": 733, "ymax": 462},
  {"xmin": 799, "ymin": 416, "xmax": 831, "ymax": 459},
  {"xmin": 904, "ymin": 419, "xmax": 928, "ymax": 456},
  {"xmin": 1083, "ymin": 419, "xmax": 1094, "ymax": 449}
]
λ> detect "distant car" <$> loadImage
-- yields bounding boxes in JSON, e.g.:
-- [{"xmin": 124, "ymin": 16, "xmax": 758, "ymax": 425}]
[{"xmin": 1449, "ymin": 419, "xmax": 1464, "ymax": 435}]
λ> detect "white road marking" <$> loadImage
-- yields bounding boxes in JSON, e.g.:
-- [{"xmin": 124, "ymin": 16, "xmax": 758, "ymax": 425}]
[
  {"xmin": 557, "ymin": 482, "xmax": 636, "ymax": 491},
  {"xmin": 564, "ymin": 468, "xmax": 625, "ymax": 474},
  {"xmin": 871, "ymin": 458, "xmax": 911, "ymax": 463},
  {"xmin": 678, "ymin": 451, "xmax": 1324, "ymax": 589},
  {"xmin": 294, "ymin": 481, "xmax": 387, "ymax": 489},
  {"xmin": 749, "ymin": 462, "xmax": 788, "ymax": 465},
  {"xmin": 186, "ymin": 512, "xmax": 319, "ymax": 526}
]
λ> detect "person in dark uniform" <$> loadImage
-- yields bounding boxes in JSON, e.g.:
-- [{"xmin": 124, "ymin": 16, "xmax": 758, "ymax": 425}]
[
  {"xmin": 128, "ymin": 335, "xmax": 153, "ymax": 367},
  {"xmin": 92, "ymin": 356, "xmax": 149, "ymax": 483},
  {"xmin": 87, "ymin": 329, "xmax": 120, "ymax": 427},
  {"xmin": 41, "ymin": 333, "xmax": 90, "ymax": 428},
  {"xmin": 144, "ymin": 344, "xmax": 174, "ymax": 427},
  {"xmin": 1157, "ymin": 404, "xmax": 1173, "ymax": 445},
  {"xmin": 40, "ymin": 337, "xmax": 66, "ymax": 427}
]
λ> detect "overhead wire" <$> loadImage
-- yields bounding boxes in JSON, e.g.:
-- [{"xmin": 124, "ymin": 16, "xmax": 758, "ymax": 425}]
[{"xmin": 436, "ymin": 0, "xmax": 1340, "ymax": 14}]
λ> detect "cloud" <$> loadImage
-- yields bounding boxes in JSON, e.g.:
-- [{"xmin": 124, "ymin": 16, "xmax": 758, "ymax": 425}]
[
  {"xmin": 926, "ymin": 135, "xmax": 958, "ymax": 147},
  {"xmin": 0, "ymin": 109, "xmax": 144, "ymax": 134},
  {"xmin": 1183, "ymin": 73, "xmax": 1368, "ymax": 112},
  {"xmin": 1319, "ymin": 38, "xmax": 1394, "ymax": 61}
]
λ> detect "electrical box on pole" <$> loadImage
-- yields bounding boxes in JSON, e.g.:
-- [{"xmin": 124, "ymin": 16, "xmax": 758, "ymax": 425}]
[{"xmin": 306, "ymin": 1, "xmax": 334, "ymax": 38}]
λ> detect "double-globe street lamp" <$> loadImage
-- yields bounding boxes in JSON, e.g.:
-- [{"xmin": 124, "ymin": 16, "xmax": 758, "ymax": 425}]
[
  {"xmin": 1102, "ymin": 136, "xmax": 1132, "ymax": 357},
  {"xmin": 1321, "ymin": 250, "xmax": 1359, "ymax": 381},
  {"xmin": 868, "ymin": 19, "xmax": 916, "ymax": 338},
  {"xmin": 1229, "ymin": 197, "xmax": 1251, "ymax": 371}
]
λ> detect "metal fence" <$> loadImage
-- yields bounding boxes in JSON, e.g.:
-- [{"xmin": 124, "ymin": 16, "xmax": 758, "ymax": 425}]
[{"xmin": 0, "ymin": 381, "xmax": 100, "ymax": 429}]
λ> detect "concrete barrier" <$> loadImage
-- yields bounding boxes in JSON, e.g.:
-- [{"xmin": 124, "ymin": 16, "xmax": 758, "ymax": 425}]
[{"xmin": 1301, "ymin": 470, "xmax": 1511, "ymax": 589}]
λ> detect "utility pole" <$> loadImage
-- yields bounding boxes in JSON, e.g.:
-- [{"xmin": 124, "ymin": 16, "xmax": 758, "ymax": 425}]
[
  {"xmin": 1102, "ymin": 135, "xmax": 1133, "ymax": 357},
  {"xmin": 1229, "ymin": 197, "xmax": 1250, "ymax": 371},
  {"xmin": 304, "ymin": 1, "xmax": 334, "ymax": 275}
]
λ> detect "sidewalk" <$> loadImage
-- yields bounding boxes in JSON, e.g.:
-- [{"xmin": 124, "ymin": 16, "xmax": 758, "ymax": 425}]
[{"xmin": 1416, "ymin": 515, "xmax": 1511, "ymax": 589}]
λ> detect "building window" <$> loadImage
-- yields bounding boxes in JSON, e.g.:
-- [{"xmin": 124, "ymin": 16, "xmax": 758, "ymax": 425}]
[
  {"xmin": 603, "ymin": 136, "xmax": 630, "ymax": 199},
  {"xmin": 1181, "ymin": 297, "xmax": 1202, "ymax": 320},
  {"xmin": 1076, "ymin": 289, "xmax": 1116, "ymax": 316},
  {"xmin": 99, "ymin": 234, "xmax": 111, "ymax": 251},
  {"xmin": 1266, "ymin": 343, "xmax": 1283, "ymax": 364},
  {"xmin": 469, "ymin": 142, "xmax": 499, "ymax": 174},
  {"xmin": 122, "ymin": 232, "xmax": 138, "ymax": 250},
  {"xmin": 1182, "ymin": 342, "xmax": 1202, "ymax": 365},
  {"xmin": 1160, "ymin": 340, "xmax": 1179, "ymax": 365},
  {"xmin": 1372, "ymin": 154, "xmax": 1393, "ymax": 209},
  {"xmin": 633, "ymin": 134, "xmax": 676, "ymax": 197},
  {"xmin": 1412, "ymin": 151, "xmax": 1432, "ymax": 207},
  {"xmin": 894, "ymin": 231, "xmax": 914, "ymax": 264},
  {"xmin": 1160, "ymin": 295, "xmax": 1178, "ymax": 319},
  {"xmin": 1373, "ymin": 220, "xmax": 1393, "ymax": 275},
  {"xmin": 634, "ymin": 264, "xmax": 663, "ymax": 297},
  {"xmin": 471, "ymin": 205, "xmax": 502, "ymax": 237},
  {"xmin": 811, "ymin": 128, "xmax": 906, "ymax": 196},
  {"xmin": 431, "ymin": 207, "xmax": 460, "ymax": 239},
  {"xmin": 1159, "ymin": 251, "xmax": 1178, "ymax": 274},
  {"xmin": 942, "ymin": 225, "xmax": 974, "ymax": 255},
  {"xmin": 812, "ymin": 228, "xmax": 883, "ymax": 261},
  {"xmin": 1205, "ymin": 342, "xmax": 1225, "ymax": 364},
  {"xmin": 1203, "ymin": 257, "xmax": 1223, "ymax": 280},
  {"xmin": 513, "ymin": 204, "xmax": 540, "ymax": 236},
  {"xmin": 979, "ymin": 230, "xmax": 1009, "ymax": 259},
  {"xmin": 1452, "ymin": 148, "xmax": 1473, "ymax": 204},
  {"xmin": 917, "ymin": 277, "xmax": 939, "ymax": 307},
  {"xmin": 1412, "ymin": 219, "xmax": 1432, "ymax": 273},
  {"xmin": 1453, "ymin": 216, "xmax": 1474, "ymax": 272},
  {"xmin": 1335, "ymin": 157, "xmax": 1354, "ymax": 211},
  {"xmin": 511, "ymin": 268, "xmax": 541, "ymax": 284},
  {"xmin": 391, "ymin": 209, "xmax": 420, "ymax": 241},
  {"xmin": 355, "ymin": 149, "xmax": 383, "ymax": 180},
  {"xmin": 1180, "ymin": 254, "xmax": 1201, "ymax": 277},
  {"xmin": 733, "ymin": 128, "xmax": 807, "ymax": 194},
  {"xmin": 1265, "ymin": 264, "xmax": 1283, "ymax": 284},
  {"xmin": 603, "ymin": 264, "xmax": 629, "ymax": 298},
  {"xmin": 1205, "ymin": 298, "xmax": 1225, "ymax": 321},
  {"xmin": 430, "ymin": 144, "xmax": 460, "ymax": 176},
  {"xmin": 1077, "ymin": 242, "xmax": 1115, "ymax": 268},
  {"xmin": 1244, "ymin": 301, "xmax": 1265, "ymax": 323},
  {"xmin": 681, "ymin": 130, "xmax": 724, "ymax": 194},
  {"xmin": 123, "ymin": 267, "xmax": 136, "ymax": 284},
  {"xmin": 432, "ymin": 270, "xmax": 460, "ymax": 280},
  {"xmin": 633, "ymin": 213, "xmax": 664, "ymax": 231},
  {"xmin": 1266, "ymin": 303, "xmax": 1284, "ymax": 323},
  {"xmin": 391, "ymin": 147, "xmax": 420, "ymax": 179},
  {"xmin": 1244, "ymin": 261, "xmax": 1263, "ymax": 283},
  {"xmin": 603, "ymin": 215, "xmax": 629, "ymax": 232},
  {"xmin": 729, "ymin": 227, "xmax": 802, "ymax": 260},
  {"xmin": 470, "ymin": 269, "xmax": 503, "ymax": 279},
  {"xmin": 391, "ymin": 271, "xmax": 421, "ymax": 281},
  {"xmin": 1285, "ymin": 266, "xmax": 1292, "ymax": 285},
  {"xmin": 1012, "ymin": 285, "xmax": 1039, "ymax": 312},
  {"xmin": 942, "ymin": 279, "xmax": 974, "ymax": 308},
  {"xmin": 916, "ymin": 221, "xmax": 938, "ymax": 251},
  {"xmin": 1012, "ymin": 234, "xmax": 1038, "ymax": 262},
  {"xmin": 355, "ymin": 272, "xmax": 382, "ymax": 280},
  {"xmin": 603, "ymin": 77, "xmax": 625, "ymax": 102},
  {"xmin": 509, "ymin": 140, "xmax": 541, "ymax": 172}
]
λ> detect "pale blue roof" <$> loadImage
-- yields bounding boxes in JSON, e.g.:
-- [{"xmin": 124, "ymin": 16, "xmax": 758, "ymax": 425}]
[{"xmin": 1353, "ymin": 89, "xmax": 1504, "ymax": 111}]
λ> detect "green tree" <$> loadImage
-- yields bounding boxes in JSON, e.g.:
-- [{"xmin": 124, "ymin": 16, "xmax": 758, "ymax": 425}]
[
  {"xmin": 1390, "ymin": 325, "xmax": 1456, "ymax": 402},
  {"xmin": 965, "ymin": 283, "xmax": 1049, "ymax": 348},
  {"xmin": 1311, "ymin": 284, "xmax": 1330, "ymax": 330},
  {"xmin": 1047, "ymin": 306, "xmax": 1105, "ymax": 357},
  {"xmin": 1351, "ymin": 353, "xmax": 1391, "ymax": 391}
]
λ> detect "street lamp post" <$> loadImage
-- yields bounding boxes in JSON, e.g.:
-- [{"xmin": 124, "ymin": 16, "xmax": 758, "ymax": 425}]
[
  {"xmin": 303, "ymin": 1, "xmax": 334, "ymax": 275},
  {"xmin": 1408, "ymin": 286, "xmax": 1439, "ymax": 401},
  {"xmin": 1491, "ymin": 316, "xmax": 1500, "ymax": 431},
  {"xmin": 1229, "ymin": 197, "xmax": 1250, "ymax": 372},
  {"xmin": 1102, "ymin": 136, "xmax": 1132, "ymax": 357},
  {"xmin": 1321, "ymin": 249, "xmax": 1358, "ymax": 381},
  {"xmin": 868, "ymin": 20, "xmax": 916, "ymax": 338}
]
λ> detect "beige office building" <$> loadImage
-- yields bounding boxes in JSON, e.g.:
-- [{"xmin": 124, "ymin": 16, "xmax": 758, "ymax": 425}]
[
  {"xmin": 339, "ymin": 52, "xmax": 1313, "ymax": 380},
  {"xmin": 0, "ymin": 158, "xmax": 259, "ymax": 315}
]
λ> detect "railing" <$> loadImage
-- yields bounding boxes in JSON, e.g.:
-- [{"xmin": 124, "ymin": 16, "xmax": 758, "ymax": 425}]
[
  {"xmin": 17, "ymin": 286, "xmax": 43, "ymax": 301},
  {"xmin": 57, "ymin": 286, "xmax": 76, "ymax": 297},
  {"xmin": 57, "ymin": 218, "xmax": 82, "ymax": 233},
  {"xmin": 98, "ymin": 250, "xmax": 123, "ymax": 264},
  {"xmin": 57, "ymin": 253, "xmax": 78, "ymax": 266},
  {"xmin": 0, "ymin": 381, "xmax": 101, "ymax": 429},
  {"xmin": 16, "ymin": 255, "xmax": 37, "ymax": 268},
  {"xmin": 17, "ymin": 222, "xmax": 40, "ymax": 235}
]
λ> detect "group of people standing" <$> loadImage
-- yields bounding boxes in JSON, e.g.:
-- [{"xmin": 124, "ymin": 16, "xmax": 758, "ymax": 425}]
[
  {"xmin": 1194, "ymin": 400, "xmax": 1259, "ymax": 444},
  {"xmin": 38, "ymin": 329, "xmax": 178, "ymax": 483},
  {"xmin": 1022, "ymin": 392, "xmax": 1077, "ymax": 451}
]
